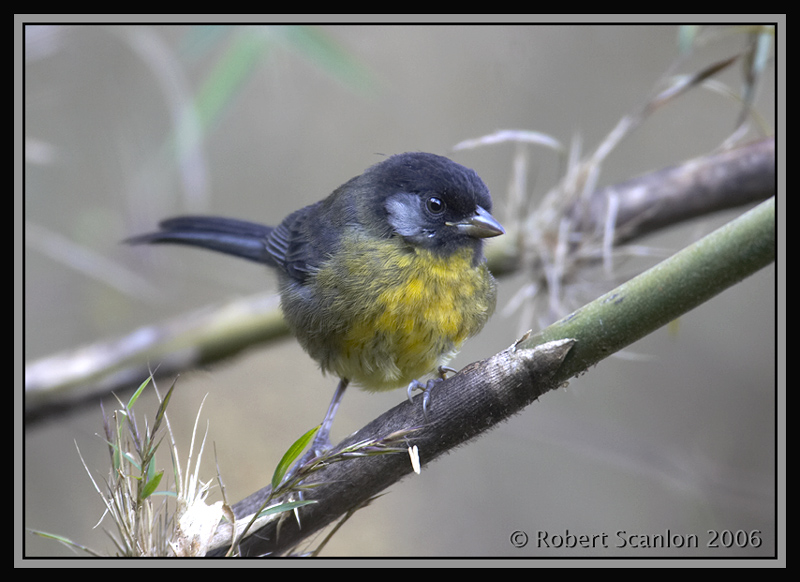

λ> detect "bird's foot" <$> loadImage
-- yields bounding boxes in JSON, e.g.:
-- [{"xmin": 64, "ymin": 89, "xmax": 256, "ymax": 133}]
[{"xmin": 406, "ymin": 366, "xmax": 456, "ymax": 419}]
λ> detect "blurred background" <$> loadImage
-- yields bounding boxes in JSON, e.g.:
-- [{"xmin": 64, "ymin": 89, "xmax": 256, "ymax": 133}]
[{"xmin": 22, "ymin": 22, "xmax": 777, "ymax": 558}]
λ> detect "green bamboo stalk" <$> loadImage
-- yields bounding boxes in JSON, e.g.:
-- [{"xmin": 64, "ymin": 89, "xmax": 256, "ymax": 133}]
[{"xmin": 526, "ymin": 197, "xmax": 776, "ymax": 382}]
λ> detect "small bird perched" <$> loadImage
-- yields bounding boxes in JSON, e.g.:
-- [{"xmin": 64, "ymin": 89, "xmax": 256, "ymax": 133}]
[{"xmin": 128, "ymin": 152, "xmax": 504, "ymax": 458}]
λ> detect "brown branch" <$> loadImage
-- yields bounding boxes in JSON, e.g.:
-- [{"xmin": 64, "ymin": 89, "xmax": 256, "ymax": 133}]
[{"xmin": 578, "ymin": 138, "xmax": 775, "ymax": 247}]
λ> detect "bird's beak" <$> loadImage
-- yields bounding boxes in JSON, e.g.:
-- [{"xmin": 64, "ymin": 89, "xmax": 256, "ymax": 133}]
[{"xmin": 449, "ymin": 206, "xmax": 505, "ymax": 238}]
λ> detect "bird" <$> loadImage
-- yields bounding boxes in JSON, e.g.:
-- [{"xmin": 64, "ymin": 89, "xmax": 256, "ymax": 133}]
[{"xmin": 127, "ymin": 152, "xmax": 504, "ymax": 460}]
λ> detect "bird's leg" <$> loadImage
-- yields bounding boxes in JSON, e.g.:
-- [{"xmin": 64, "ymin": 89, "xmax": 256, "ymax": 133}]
[
  {"xmin": 290, "ymin": 378, "xmax": 349, "ymax": 478},
  {"xmin": 312, "ymin": 377, "xmax": 349, "ymax": 455}
]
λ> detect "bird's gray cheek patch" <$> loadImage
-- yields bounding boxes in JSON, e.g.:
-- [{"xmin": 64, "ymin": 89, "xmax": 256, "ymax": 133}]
[{"xmin": 385, "ymin": 193, "xmax": 425, "ymax": 237}]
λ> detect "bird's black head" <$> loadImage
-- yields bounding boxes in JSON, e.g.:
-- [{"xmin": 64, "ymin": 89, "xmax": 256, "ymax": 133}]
[{"xmin": 360, "ymin": 152, "xmax": 504, "ymax": 256}]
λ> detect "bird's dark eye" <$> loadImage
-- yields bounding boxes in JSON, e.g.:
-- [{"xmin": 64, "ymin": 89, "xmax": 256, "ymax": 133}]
[{"xmin": 426, "ymin": 196, "xmax": 446, "ymax": 215}]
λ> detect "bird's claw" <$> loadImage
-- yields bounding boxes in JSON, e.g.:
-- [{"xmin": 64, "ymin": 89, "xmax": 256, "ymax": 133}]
[{"xmin": 407, "ymin": 367, "xmax": 456, "ymax": 420}]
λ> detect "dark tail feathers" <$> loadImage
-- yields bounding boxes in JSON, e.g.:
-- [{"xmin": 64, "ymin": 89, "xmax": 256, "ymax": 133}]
[{"xmin": 127, "ymin": 216, "xmax": 276, "ymax": 265}]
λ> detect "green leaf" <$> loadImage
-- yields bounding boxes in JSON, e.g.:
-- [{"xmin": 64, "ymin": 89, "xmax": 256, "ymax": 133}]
[
  {"xmin": 256, "ymin": 499, "xmax": 317, "ymax": 519},
  {"xmin": 151, "ymin": 377, "xmax": 178, "ymax": 438},
  {"xmin": 29, "ymin": 530, "xmax": 103, "ymax": 557},
  {"xmin": 127, "ymin": 375, "xmax": 152, "ymax": 409},
  {"xmin": 141, "ymin": 470, "xmax": 164, "ymax": 500},
  {"xmin": 271, "ymin": 425, "xmax": 319, "ymax": 490},
  {"xmin": 121, "ymin": 450, "xmax": 141, "ymax": 471},
  {"xmin": 192, "ymin": 27, "xmax": 270, "ymax": 132},
  {"xmin": 282, "ymin": 26, "xmax": 375, "ymax": 95}
]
